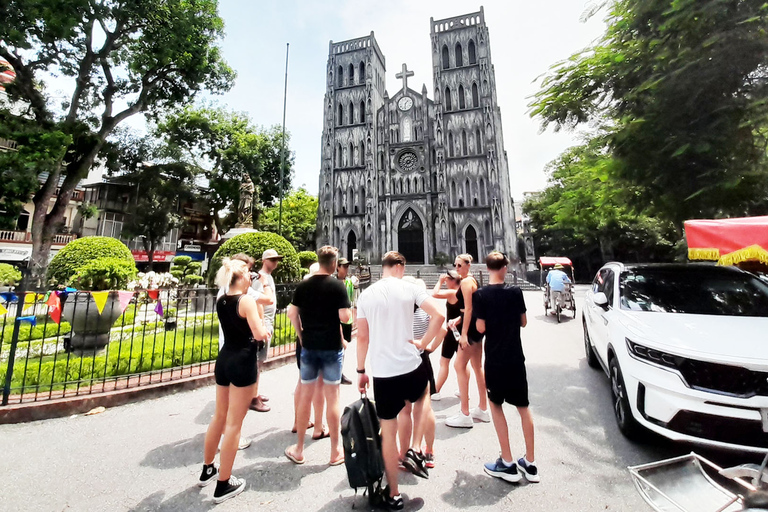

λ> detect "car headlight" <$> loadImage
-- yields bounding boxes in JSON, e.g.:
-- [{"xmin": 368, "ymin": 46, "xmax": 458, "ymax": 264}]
[{"xmin": 625, "ymin": 338, "xmax": 683, "ymax": 370}]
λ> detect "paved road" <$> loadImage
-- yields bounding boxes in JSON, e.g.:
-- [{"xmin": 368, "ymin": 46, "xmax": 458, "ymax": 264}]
[{"xmin": 0, "ymin": 288, "xmax": 743, "ymax": 511}]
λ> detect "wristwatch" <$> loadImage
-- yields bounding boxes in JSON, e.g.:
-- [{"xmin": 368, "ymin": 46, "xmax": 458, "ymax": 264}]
[{"xmin": 356, "ymin": 368, "xmax": 366, "ymax": 374}]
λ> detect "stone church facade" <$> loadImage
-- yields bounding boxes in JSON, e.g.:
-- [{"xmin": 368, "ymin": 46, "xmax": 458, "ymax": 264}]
[{"xmin": 315, "ymin": 8, "xmax": 517, "ymax": 265}]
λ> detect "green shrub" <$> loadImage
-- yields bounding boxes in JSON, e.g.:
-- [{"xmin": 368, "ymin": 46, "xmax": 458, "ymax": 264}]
[
  {"xmin": 70, "ymin": 258, "xmax": 138, "ymax": 291},
  {"xmin": 48, "ymin": 237, "xmax": 134, "ymax": 286},
  {"xmin": 209, "ymin": 232, "xmax": 301, "ymax": 285},
  {"xmin": 297, "ymin": 250, "xmax": 318, "ymax": 268},
  {"xmin": 0, "ymin": 263, "xmax": 22, "ymax": 286},
  {"xmin": 172, "ymin": 255, "xmax": 192, "ymax": 266},
  {"xmin": 185, "ymin": 275, "xmax": 204, "ymax": 286}
]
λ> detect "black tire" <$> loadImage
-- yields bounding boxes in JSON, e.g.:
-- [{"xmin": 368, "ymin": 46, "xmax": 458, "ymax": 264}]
[
  {"xmin": 556, "ymin": 305, "xmax": 561, "ymax": 323},
  {"xmin": 583, "ymin": 321, "xmax": 600, "ymax": 369},
  {"xmin": 609, "ymin": 356, "xmax": 642, "ymax": 440}
]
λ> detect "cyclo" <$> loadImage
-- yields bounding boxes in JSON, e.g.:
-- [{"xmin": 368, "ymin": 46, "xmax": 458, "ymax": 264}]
[{"xmin": 539, "ymin": 256, "xmax": 576, "ymax": 322}]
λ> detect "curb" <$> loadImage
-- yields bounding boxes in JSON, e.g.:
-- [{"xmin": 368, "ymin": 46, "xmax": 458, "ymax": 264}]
[{"xmin": 0, "ymin": 353, "xmax": 296, "ymax": 425}]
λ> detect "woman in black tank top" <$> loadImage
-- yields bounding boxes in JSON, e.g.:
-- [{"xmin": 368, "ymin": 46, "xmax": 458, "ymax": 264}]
[
  {"xmin": 429, "ymin": 271, "xmax": 463, "ymax": 400},
  {"xmin": 445, "ymin": 254, "xmax": 490, "ymax": 429},
  {"xmin": 200, "ymin": 258, "xmax": 268, "ymax": 503}
]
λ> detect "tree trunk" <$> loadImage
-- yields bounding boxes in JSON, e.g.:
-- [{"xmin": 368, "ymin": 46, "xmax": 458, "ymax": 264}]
[{"xmin": 146, "ymin": 238, "xmax": 156, "ymax": 272}]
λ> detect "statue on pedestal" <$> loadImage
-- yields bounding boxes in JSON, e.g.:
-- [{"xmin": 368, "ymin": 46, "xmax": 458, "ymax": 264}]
[{"xmin": 235, "ymin": 173, "xmax": 256, "ymax": 228}]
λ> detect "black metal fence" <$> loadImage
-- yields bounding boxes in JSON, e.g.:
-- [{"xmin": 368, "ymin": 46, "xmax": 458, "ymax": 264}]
[{"xmin": 0, "ymin": 284, "xmax": 299, "ymax": 406}]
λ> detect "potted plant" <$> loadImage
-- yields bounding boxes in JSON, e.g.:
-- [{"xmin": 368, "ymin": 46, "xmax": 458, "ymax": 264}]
[
  {"xmin": 0, "ymin": 263, "xmax": 22, "ymax": 292},
  {"xmin": 49, "ymin": 237, "xmax": 137, "ymax": 355}
]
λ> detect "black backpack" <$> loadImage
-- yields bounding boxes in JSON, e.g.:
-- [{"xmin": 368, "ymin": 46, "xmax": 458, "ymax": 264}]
[{"xmin": 340, "ymin": 394, "xmax": 385, "ymax": 505}]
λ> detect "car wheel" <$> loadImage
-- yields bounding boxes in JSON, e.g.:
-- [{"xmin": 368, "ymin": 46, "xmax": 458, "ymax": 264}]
[
  {"xmin": 583, "ymin": 321, "xmax": 600, "ymax": 369},
  {"xmin": 609, "ymin": 357, "xmax": 641, "ymax": 440}
]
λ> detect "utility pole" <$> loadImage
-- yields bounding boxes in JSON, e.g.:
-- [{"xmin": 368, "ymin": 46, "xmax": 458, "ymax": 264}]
[{"xmin": 278, "ymin": 43, "xmax": 289, "ymax": 236}]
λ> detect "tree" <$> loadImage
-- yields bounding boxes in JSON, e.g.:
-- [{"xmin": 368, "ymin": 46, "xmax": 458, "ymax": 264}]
[
  {"xmin": 157, "ymin": 106, "xmax": 294, "ymax": 233},
  {"xmin": 257, "ymin": 188, "xmax": 317, "ymax": 251},
  {"xmin": 0, "ymin": 0, "xmax": 234, "ymax": 284},
  {"xmin": 112, "ymin": 137, "xmax": 196, "ymax": 270},
  {"xmin": 523, "ymin": 140, "xmax": 676, "ymax": 275},
  {"xmin": 530, "ymin": 0, "xmax": 768, "ymax": 227}
]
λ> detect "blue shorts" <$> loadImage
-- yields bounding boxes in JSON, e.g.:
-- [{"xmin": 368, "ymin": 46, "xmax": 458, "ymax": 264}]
[{"xmin": 300, "ymin": 348, "xmax": 344, "ymax": 384}]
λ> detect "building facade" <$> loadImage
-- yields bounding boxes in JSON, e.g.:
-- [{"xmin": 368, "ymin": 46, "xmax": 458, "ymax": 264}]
[{"xmin": 315, "ymin": 8, "xmax": 517, "ymax": 265}]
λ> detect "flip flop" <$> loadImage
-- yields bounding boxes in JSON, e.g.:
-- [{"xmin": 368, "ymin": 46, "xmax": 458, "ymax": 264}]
[
  {"xmin": 291, "ymin": 421, "xmax": 314, "ymax": 434},
  {"xmin": 329, "ymin": 456, "xmax": 345, "ymax": 466},
  {"xmin": 312, "ymin": 429, "xmax": 330, "ymax": 441},
  {"xmin": 284, "ymin": 447, "xmax": 305, "ymax": 465}
]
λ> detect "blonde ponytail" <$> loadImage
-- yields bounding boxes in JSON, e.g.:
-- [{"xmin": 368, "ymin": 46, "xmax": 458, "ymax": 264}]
[{"xmin": 216, "ymin": 258, "xmax": 249, "ymax": 290}]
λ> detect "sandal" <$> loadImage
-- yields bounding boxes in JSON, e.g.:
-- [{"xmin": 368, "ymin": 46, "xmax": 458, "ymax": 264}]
[
  {"xmin": 329, "ymin": 456, "xmax": 345, "ymax": 466},
  {"xmin": 291, "ymin": 421, "xmax": 314, "ymax": 434},
  {"xmin": 284, "ymin": 447, "xmax": 305, "ymax": 465},
  {"xmin": 312, "ymin": 429, "xmax": 330, "ymax": 441}
]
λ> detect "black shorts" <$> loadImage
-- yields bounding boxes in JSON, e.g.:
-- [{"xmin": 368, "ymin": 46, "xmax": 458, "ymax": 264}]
[
  {"xmin": 485, "ymin": 364, "xmax": 529, "ymax": 407},
  {"xmin": 215, "ymin": 343, "xmax": 259, "ymax": 387},
  {"xmin": 373, "ymin": 359, "xmax": 429, "ymax": 420},
  {"xmin": 441, "ymin": 331, "xmax": 458, "ymax": 359},
  {"xmin": 341, "ymin": 323, "xmax": 352, "ymax": 344},
  {"xmin": 421, "ymin": 351, "xmax": 437, "ymax": 396}
]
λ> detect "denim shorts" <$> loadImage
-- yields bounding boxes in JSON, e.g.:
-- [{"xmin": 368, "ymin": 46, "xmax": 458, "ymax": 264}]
[{"xmin": 300, "ymin": 348, "xmax": 344, "ymax": 384}]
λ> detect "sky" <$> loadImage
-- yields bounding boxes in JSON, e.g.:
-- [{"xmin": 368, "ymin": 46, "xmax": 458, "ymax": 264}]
[{"xmin": 211, "ymin": 0, "xmax": 607, "ymax": 200}]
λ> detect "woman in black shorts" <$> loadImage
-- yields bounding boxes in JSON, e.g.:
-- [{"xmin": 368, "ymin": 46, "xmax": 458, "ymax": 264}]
[
  {"xmin": 199, "ymin": 258, "xmax": 269, "ymax": 504},
  {"xmin": 445, "ymin": 254, "xmax": 490, "ymax": 429},
  {"xmin": 430, "ymin": 270, "xmax": 462, "ymax": 401}
]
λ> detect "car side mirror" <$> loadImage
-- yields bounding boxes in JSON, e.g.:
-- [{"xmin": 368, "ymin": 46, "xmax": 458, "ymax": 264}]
[{"xmin": 593, "ymin": 292, "xmax": 609, "ymax": 309}]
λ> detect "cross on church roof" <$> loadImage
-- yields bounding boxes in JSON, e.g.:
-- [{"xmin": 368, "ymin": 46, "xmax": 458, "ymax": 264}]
[{"xmin": 396, "ymin": 63, "xmax": 414, "ymax": 92}]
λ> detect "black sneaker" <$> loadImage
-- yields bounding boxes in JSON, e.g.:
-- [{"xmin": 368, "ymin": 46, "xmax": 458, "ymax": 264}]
[
  {"xmin": 517, "ymin": 457, "xmax": 540, "ymax": 483},
  {"xmin": 402, "ymin": 448, "xmax": 429, "ymax": 479},
  {"xmin": 213, "ymin": 476, "xmax": 246, "ymax": 504},
  {"xmin": 483, "ymin": 457, "xmax": 522, "ymax": 483},
  {"xmin": 377, "ymin": 485, "xmax": 404, "ymax": 510},
  {"xmin": 197, "ymin": 463, "xmax": 218, "ymax": 487},
  {"xmin": 340, "ymin": 374, "xmax": 353, "ymax": 385}
]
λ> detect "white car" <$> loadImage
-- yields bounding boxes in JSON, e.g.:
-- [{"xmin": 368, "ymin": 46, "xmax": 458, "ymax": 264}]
[{"xmin": 582, "ymin": 262, "xmax": 768, "ymax": 453}]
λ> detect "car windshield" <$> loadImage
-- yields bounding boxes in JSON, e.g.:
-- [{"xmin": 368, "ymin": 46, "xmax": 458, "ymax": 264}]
[{"xmin": 619, "ymin": 267, "xmax": 768, "ymax": 317}]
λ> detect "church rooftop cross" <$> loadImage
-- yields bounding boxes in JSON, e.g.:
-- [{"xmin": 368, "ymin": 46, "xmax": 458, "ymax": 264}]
[{"xmin": 396, "ymin": 63, "xmax": 414, "ymax": 92}]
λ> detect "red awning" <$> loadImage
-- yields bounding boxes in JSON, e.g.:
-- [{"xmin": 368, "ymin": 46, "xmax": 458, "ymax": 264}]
[
  {"xmin": 539, "ymin": 256, "xmax": 573, "ymax": 267},
  {"xmin": 684, "ymin": 216, "xmax": 768, "ymax": 266}
]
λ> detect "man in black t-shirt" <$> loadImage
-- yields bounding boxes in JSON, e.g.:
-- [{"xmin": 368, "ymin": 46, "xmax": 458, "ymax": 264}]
[
  {"xmin": 285, "ymin": 246, "xmax": 352, "ymax": 467},
  {"xmin": 474, "ymin": 251, "xmax": 540, "ymax": 485}
]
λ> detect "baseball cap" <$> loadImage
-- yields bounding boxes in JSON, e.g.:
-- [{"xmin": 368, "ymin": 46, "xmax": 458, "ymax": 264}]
[
  {"xmin": 261, "ymin": 249, "xmax": 284, "ymax": 260},
  {"xmin": 338, "ymin": 257, "xmax": 350, "ymax": 266}
]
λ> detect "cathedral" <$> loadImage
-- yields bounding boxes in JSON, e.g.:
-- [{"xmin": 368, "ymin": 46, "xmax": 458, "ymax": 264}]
[{"xmin": 315, "ymin": 7, "xmax": 517, "ymax": 266}]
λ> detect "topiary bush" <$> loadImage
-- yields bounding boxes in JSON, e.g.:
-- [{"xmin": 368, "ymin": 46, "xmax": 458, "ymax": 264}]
[
  {"xmin": 0, "ymin": 263, "xmax": 22, "ymax": 287},
  {"xmin": 69, "ymin": 258, "xmax": 138, "ymax": 291},
  {"xmin": 297, "ymin": 250, "xmax": 318, "ymax": 268},
  {"xmin": 48, "ymin": 237, "xmax": 134, "ymax": 286},
  {"xmin": 209, "ymin": 232, "xmax": 301, "ymax": 285}
]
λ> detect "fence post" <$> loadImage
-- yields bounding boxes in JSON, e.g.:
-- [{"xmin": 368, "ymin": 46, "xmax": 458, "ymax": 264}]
[{"xmin": 2, "ymin": 268, "xmax": 29, "ymax": 406}]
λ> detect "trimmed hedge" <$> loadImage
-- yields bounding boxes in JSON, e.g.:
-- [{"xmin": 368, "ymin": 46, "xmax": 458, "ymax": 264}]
[
  {"xmin": 297, "ymin": 250, "xmax": 318, "ymax": 268},
  {"xmin": 208, "ymin": 232, "xmax": 301, "ymax": 285},
  {"xmin": 48, "ymin": 237, "xmax": 135, "ymax": 286},
  {"xmin": 70, "ymin": 258, "xmax": 138, "ymax": 291},
  {"xmin": 0, "ymin": 263, "xmax": 22, "ymax": 286}
]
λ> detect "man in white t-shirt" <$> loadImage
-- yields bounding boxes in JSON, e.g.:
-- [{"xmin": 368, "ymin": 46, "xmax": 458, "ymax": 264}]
[{"xmin": 356, "ymin": 251, "xmax": 444, "ymax": 510}]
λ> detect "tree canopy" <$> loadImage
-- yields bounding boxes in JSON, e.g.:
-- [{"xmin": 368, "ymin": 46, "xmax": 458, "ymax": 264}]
[
  {"xmin": 530, "ymin": 0, "xmax": 768, "ymax": 226},
  {"xmin": 257, "ymin": 188, "xmax": 317, "ymax": 252},
  {"xmin": 0, "ymin": 0, "xmax": 234, "ymax": 283},
  {"xmin": 157, "ymin": 105, "xmax": 294, "ymax": 233}
]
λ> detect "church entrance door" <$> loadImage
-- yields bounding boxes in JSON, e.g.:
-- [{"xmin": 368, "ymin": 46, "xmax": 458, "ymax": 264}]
[
  {"xmin": 398, "ymin": 209, "xmax": 424, "ymax": 264},
  {"xmin": 465, "ymin": 225, "xmax": 479, "ymax": 262},
  {"xmin": 347, "ymin": 231, "xmax": 357, "ymax": 262}
]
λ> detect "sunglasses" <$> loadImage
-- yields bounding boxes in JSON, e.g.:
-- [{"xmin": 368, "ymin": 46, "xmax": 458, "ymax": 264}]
[{"xmin": 454, "ymin": 263, "xmax": 463, "ymax": 268}]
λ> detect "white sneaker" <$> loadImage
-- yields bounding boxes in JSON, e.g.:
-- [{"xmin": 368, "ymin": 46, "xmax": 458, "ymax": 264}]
[
  {"xmin": 431, "ymin": 392, "xmax": 442, "ymax": 401},
  {"xmin": 471, "ymin": 407, "xmax": 491, "ymax": 423},
  {"xmin": 238, "ymin": 437, "xmax": 251, "ymax": 450},
  {"xmin": 454, "ymin": 390, "xmax": 461, "ymax": 398},
  {"xmin": 445, "ymin": 412, "xmax": 473, "ymax": 428}
]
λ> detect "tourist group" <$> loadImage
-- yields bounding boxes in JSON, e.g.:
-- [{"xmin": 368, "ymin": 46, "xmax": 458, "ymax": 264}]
[{"xmin": 197, "ymin": 246, "xmax": 536, "ymax": 509}]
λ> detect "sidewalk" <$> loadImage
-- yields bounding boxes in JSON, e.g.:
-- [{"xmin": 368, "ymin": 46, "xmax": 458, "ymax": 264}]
[{"xmin": 0, "ymin": 291, "xmax": 660, "ymax": 511}]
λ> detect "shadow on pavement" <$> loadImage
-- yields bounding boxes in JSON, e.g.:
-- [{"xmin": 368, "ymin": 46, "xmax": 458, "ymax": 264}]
[
  {"xmin": 128, "ymin": 488, "xmax": 212, "ymax": 512},
  {"xmin": 194, "ymin": 401, "xmax": 215, "ymax": 425},
  {"xmin": 440, "ymin": 470, "xmax": 514, "ymax": 507},
  {"xmin": 315, "ymin": 494, "xmax": 425, "ymax": 511},
  {"xmin": 140, "ymin": 432, "xmax": 206, "ymax": 469},
  {"xmin": 238, "ymin": 459, "xmax": 333, "ymax": 492}
]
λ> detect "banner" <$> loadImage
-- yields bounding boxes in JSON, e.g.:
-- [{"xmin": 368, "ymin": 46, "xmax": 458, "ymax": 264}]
[
  {"xmin": 118, "ymin": 291, "xmax": 134, "ymax": 314},
  {"xmin": 154, "ymin": 300, "xmax": 164, "ymax": 317},
  {"xmin": 91, "ymin": 291, "xmax": 109, "ymax": 315},
  {"xmin": 147, "ymin": 289, "xmax": 159, "ymax": 301},
  {"xmin": 45, "ymin": 292, "xmax": 62, "ymax": 324},
  {"xmin": 17, "ymin": 315, "xmax": 36, "ymax": 327},
  {"xmin": 0, "ymin": 292, "xmax": 17, "ymax": 303},
  {"xmin": 0, "ymin": 303, "xmax": 7, "ymax": 316}
]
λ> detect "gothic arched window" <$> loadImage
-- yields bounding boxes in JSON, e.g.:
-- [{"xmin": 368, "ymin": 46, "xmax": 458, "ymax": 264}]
[
  {"xmin": 359, "ymin": 61, "xmax": 366, "ymax": 83},
  {"xmin": 450, "ymin": 221, "xmax": 457, "ymax": 244},
  {"xmin": 336, "ymin": 143, "xmax": 342, "ymax": 167},
  {"xmin": 359, "ymin": 186, "xmax": 366, "ymax": 211},
  {"xmin": 464, "ymin": 178, "xmax": 471, "ymax": 203},
  {"xmin": 347, "ymin": 188, "xmax": 354, "ymax": 213},
  {"xmin": 359, "ymin": 100, "xmax": 365, "ymax": 123},
  {"xmin": 348, "ymin": 63, "xmax": 355, "ymax": 85},
  {"xmin": 468, "ymin": 40, "xmax": 477, "ymax": 64},
  {"xmin": 445, "ymin": 87, "xmax": 452, "ymax": 111},
  {"xmin": 480, "ymin": 178, "xmax": 487, "ymax": 204},
  {"xmin": 459, "ymin": 85, "xmax": 466, "ymax": 109},
  {"xmin": 338, "ymin": 103, "xmax": 343, "ymax": 125},
  {"xmin": 476, "ymin": 128, "xmax": 483, "ymax": 153},
  {"xmin": 359, "ymin": 140, "xmax": 365, "ymax": 164},
  {"xmin": 450, "ymin": 180, "xmax": 457, "ymax": 206},
  {"xmin": 337, "ymin": 65, "xmax": 343, "ymax": 87},
  {"xmin": 462, "ymin": 130, "xmax": 468, "ymax": 155},
  {"xmin": 472, "ymin": 83, "xmax": 479, "ymax": 108},
  {"xmin": 349, "ymin": 142, "xmax": 355, "ymax": 165},
  {"xmin": 337, "ymin": 188, "xmax": 344, "ymax": 214},
  {"xmin": 485, "ymin": 219, "xmax": 492, "ymax": 241},
  {"xmin": 448, "ymin": 133, "xmax": 455, "ymax": 157},
  {"xmin": 455, "ymin": 43, "xmax": 463, "ymax": 67},
  {"xmin": 441, "ymin": 45, "xmax": 450, "ymax": 69},
  {"xmin": 349, "ymin": 101, "xmax": 355, "ymax": 124}
]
